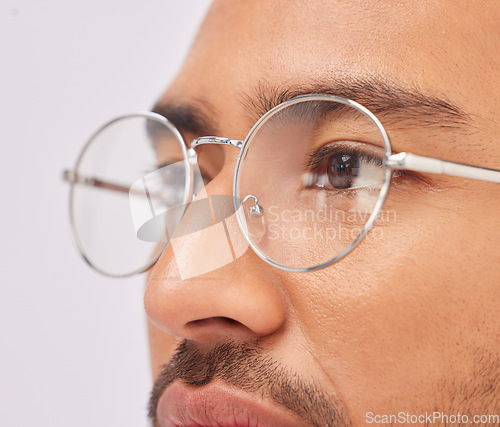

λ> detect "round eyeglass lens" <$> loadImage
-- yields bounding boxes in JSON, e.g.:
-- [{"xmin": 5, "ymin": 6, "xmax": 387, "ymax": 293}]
[
  {"xmin": 235, "ymin": 95, "xmax": 392, "ymax": 271},
  {"xmin": 70, "ymin": 113, "xmax": 190, "ymax": 277}
]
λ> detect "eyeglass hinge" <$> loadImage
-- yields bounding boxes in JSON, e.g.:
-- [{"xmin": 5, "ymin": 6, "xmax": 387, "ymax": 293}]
[
  {"xmin": 62, "ymin": 169, "xmax": 96, "ymax": 186},
  {"xmin": 384, "ymin": 152, "xmax": 407, "ymax": 169},
  {"xmin": 62, "ymin": 169, "xmax": 75, "ymax": 182}
]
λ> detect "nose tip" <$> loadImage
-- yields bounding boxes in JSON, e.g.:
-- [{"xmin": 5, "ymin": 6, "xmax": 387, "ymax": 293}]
[
  {"xmin": 144, "ymin": 183, "xmax": 287, "ymax": 342},
  {"xmin": 145, "ymin": 247, "xmax": 287, "ymax": 342}
]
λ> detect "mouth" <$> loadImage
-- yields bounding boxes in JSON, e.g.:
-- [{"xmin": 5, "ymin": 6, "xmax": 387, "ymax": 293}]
[{"xmin": 156, "ymin": 381, "xmax": 307, "ymax": 427}]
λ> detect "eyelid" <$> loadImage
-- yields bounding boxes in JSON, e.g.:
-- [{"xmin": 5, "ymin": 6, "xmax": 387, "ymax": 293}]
[
  {"xmin": 306, "ymin": 142, "xmax": 434, "ymax": 192},
  {"xmin": 306, "ymin": 140, "xmax": 385, "ymax": 170}
]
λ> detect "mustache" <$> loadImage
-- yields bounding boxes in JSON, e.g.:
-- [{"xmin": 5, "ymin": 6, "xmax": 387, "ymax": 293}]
[{"xmin": 148, "ymin": 340, "xmax": 351, "ymax": 426}]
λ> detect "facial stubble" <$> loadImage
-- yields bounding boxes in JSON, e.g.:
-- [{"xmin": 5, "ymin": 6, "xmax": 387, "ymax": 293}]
[{"xmin": 148, "ymin": 339, "xmax": 351, "ymax": 426}]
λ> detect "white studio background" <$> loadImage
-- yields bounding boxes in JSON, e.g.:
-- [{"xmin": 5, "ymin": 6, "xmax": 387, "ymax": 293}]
[{"xmin": 0, "ymin": 1, "xmax": 212, "ymax": 426}]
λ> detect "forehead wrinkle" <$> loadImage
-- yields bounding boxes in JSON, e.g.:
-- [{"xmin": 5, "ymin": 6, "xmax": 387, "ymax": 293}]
[{"xmin": 240, "ymin": 76, "xmax": 471, "ymax": 132}]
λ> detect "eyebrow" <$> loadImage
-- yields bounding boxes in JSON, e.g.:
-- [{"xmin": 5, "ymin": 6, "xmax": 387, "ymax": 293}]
[
  {"xmin": 152, "ymin": 76, "xmax": 471, "ymax": 139},
  {"xmin": 244, "ymin": 77, "xmax": 470, "ymax": 130},
  {"xmin": 152, "ymin": 101, "xmax": 219, "ymax": 138}
]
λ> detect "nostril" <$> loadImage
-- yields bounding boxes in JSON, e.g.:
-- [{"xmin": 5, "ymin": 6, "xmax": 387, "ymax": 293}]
[
  {"xmin": 216, "ymin": 316, "xmax": 240, "ymax": 326},
  {"xmin": 189, "ymin": 316, "xmax": 240, "ymax": 328},
  {"xmin": 186, "ymin": 316, "xmax": 255, "ymax": 341}
]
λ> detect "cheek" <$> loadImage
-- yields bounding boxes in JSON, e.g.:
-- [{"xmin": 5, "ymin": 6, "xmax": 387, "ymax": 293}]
[
  {"xmin": 147, "ymin": 319, "xmax": 182, "ymax": 380},
  {"xmin": 288, "ymin": 190, "xmax": 500, "ymax": 413},
  {"xmin": 145, "ymin": 260, "xmax": 183, "ymax": 380}
]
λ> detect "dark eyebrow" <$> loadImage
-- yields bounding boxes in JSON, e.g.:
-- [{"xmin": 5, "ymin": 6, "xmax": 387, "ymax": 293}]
[
  {"xmin": 151, "ymin": 101, "xmax": 218, "ymax": 138},
  {"xmin": 151, "ymin": 76, "xmax": 471, "ymax": 142},
  {"xmin": 242, "ymin": 77, "xmax": 471, "ymax": 130}
]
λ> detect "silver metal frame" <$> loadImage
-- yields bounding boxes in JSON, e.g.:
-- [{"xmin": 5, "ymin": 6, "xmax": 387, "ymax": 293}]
[
  {"xmin": 64, "ymin": 112, "xmax": 192, "ymax": 278},
  {"xmin": 191, "ymin": 136, "xmax": 243, "ymax": 150},
  {"xmin": 64, "ymin": 94, "xmax": 500, "ymax": 276},
  {"xmin": 232, "ymin": 94, "xmax": 392, "ymax": 272}
]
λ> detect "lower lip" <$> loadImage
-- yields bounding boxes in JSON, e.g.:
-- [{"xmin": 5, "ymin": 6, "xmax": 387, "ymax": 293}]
[{"xmin": 157, "ymin": 381, "xmax": 304, "ymax": 427}]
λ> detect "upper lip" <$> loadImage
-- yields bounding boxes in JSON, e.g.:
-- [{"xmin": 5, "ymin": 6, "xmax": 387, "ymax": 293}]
[{"xmin": 157, "ymin": 380, "xmax": 307, "ymax": 427}]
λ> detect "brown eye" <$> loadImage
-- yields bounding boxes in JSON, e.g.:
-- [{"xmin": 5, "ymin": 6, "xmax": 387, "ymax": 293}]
[{"xmin": 327, "ymin": 153, "xmax": 361, "ymax": 189}]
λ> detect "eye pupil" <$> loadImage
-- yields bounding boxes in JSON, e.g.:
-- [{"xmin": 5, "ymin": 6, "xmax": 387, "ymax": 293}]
[{"xmin": 327, "ymin": 153, "xmax": 360, "ymax": 189}]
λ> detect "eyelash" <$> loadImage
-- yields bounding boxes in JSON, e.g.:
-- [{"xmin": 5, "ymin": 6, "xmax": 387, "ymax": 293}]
[
  {"xmin": 304, "ymin": 141, "xmax": 409, "ymax": 193},
  {"xmin": 307, "ymin": 143, "xmax": 383, "ymax": 170}
]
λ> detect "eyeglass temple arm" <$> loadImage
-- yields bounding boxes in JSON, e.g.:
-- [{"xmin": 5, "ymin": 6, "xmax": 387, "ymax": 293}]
[
  {"xmin": 385, "ymin": 152, "xmax": 500, "ymax": 184},
  {"xmin": 62, "ymin": 169, "xmax": 146, "ymax": 196},
  {"xmin": 64, "ymin": 149, "xmax": 500, "ymax": 194}
]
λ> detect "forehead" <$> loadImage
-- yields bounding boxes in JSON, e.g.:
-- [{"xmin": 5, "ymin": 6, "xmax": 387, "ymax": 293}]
[{"xmin": 163, "ymin": 0, "xmax": 498, "ymax": 137}]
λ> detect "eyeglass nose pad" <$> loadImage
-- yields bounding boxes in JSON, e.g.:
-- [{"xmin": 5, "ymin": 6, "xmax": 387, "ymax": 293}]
[{"xmin": 242, "ymin": 194, "xmax": 265, "ymax": 241}]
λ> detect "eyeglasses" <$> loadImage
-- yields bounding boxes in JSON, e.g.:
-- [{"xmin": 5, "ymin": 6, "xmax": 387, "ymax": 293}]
[{"xmin": 63, "ymin": 94, "xmax": 500, "ymax": 277}]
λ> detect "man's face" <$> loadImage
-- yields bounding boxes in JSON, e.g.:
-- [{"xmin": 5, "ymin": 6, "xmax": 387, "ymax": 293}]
[{"xmin": 145, "ymin": 0, "xmax": 500, "ymax": 425}]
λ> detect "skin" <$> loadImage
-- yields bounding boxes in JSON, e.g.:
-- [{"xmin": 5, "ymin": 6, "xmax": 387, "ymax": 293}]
[{"xmin": 145, "ymin": 0, "xmax": 500, "ymax": 424}]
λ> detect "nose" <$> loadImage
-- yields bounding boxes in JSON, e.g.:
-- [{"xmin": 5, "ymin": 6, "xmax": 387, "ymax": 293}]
[{"xmin": 144, "ymin": 149, "xmax": 288, "ymax": 343}]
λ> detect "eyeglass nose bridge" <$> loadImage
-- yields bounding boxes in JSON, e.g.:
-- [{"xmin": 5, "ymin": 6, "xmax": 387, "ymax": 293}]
[{"xmin": 190, "ymin": 136, "xmax": 244, "ymax": 153}]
